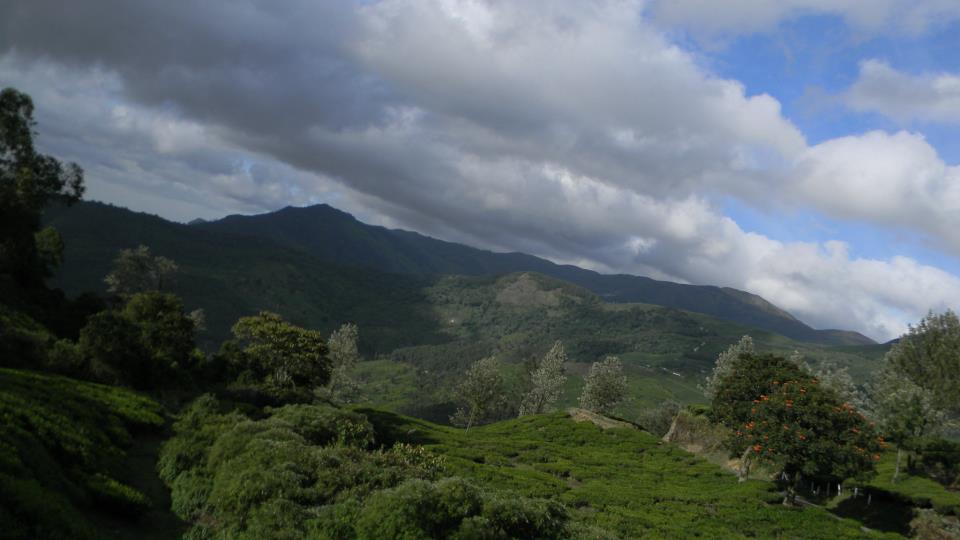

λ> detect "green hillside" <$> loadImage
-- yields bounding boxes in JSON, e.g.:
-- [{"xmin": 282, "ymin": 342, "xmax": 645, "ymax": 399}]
[
  {"xmin": 359, "ymin": 407, "xmax": 900, "ymax": 538},
  {"xmin": 196, "ymin": 203, "xmax": 874, "ymax": 346},
  {"xmin": 0, "ymin": 367, "xmax": 182, "ymax": 539},
  {"xmin": 40, "ymin": 200, "xmax": 887, "ymax": 421}
]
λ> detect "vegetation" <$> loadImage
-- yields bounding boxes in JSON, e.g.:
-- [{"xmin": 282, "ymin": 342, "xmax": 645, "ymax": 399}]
[
  {"xmin": 450, "ymin": 356, "xmax": 507, "ymax": 430},
  {"xmin": 219, "ymin": 311, "xmax": 331, "ymax": 404},
  {"xmin": 885, "ymin": 310, "xmax": 960, "ymax": 413},
  {"xmin": 518, "ymin": 340, "xmax": 567, "ymax": 417},
  {"xmin": 0, "ymin": 368, "xmax": 165, "ymax": 539},
  {"xmin": 104, "ymin": 244, "xmax": 179, "ymax": 297},
  {"xmin": 578, "ymin": 356, "xmax": 628, "ymax": 415},
  {"xmin": 362, "ymin": 408, "xmax": 900, "ymax": 538}
]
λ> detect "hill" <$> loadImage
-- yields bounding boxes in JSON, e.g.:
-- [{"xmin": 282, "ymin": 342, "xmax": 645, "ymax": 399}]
[
  {"xmin": 196, "ymin": 203, "xmax": 874, "ymax": 346},
  {"xmin": 42, "ymin": 202, "xmax": 886, "ymax": 421},
  {"xmin": 357, "ymin": 407, "xmax": 901, "ymax": 538}
]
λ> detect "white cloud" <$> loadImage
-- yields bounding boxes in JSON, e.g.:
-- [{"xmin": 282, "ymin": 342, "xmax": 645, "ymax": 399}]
[
  {"xmin": 2, "ymin": 0, "xmax": 960, "ymax": 341},
  {"xmin": 792, "ymin": 130, "xmax": 960, "ymax": 254},
  {"xmin": 847, "ymin": 60, "xmax": 960, "ymax": 124},
  {"xmin": 647, "ymin": 0, "xmax": 960, "ymax": 37}
]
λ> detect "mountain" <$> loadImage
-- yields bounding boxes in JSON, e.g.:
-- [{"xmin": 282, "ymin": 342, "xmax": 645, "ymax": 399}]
[{"xmin": 196, "ymin": 204, "xmax": 874, "ymax": 346}]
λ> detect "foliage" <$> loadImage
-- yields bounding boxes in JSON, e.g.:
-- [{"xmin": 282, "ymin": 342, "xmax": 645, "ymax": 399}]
[
  {"xmin": 886, "ymin": 310, "xmax": 960, "ymax": 413},
  {"xmin": 0, "ymin": 368, "xmax": 163, "ymax": 538},
  {"xmin": 158, "ymin": 396, "xmax": 447, "ymax": 539},
  {"xmin": 518, "ymin": 340, "xmax": 568, "ymax": 417},
  {"xmin": 870, "ymin": 362, "xmax": 944, "ymax": 467},
  {"xmin": 0, "ymin": 87, "xmax": 84, "ymax": 293},
  {"xmin": 322, "ymin": 322, "xmax": 362, "ymax": 403},
  {"xmin": 104, "ymin": 244, "xmax": 178, "ymax": 297},
  {"xmin": 730, "ymin": 375, "xmax": 883, "ymax": 487},
  {"xmin": 638, "ymin": 399, "xmax": 682, "ymax": 438},
  {"xmin": 709, "ymin": 353, "xmax": 808, "ymax": 427},
  {"xmin": 359, "ymin": 408, "xmax": 899, "ymax": 539},
  {"xmin": 346, "ymin": 477, "xmax": 582, "ymax": 540},
  {"xmin": 703, "ymin": 335, "xmax": 753, "ymax": 399},
  {"xmin": 222, "ymin": 311, "xmax": 331, "ymax": 403},
  {"xmin": 578, "ymin": 356, "xmax": 627, "ymax": 416},
  {"xmin": 450, "ymin": 356, "xmax": 507, "ymax": 430},
  {"xmin": 77, "ymin": 291, "xmax": 201, "ymax": 390}
]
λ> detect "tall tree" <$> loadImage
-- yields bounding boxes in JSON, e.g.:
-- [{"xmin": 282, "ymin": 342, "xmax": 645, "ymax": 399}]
[
  {"xmin": 322, "ymin": 322, "xmax": 362, "ymax": 403},
  {"xmin": 886, "ymin": 310, "xmax": 960, "ymax": 413},
  {"xmin": 870, "ymin": 360, "xmax": 945, "ymax": 483},
  {"xmin": 104, "ymin": 245, "xmax": 178, "ymax": 297},
  {"xmin": 703, "ymin": 335, "xmax": 754, "ymax": 399},
  {"xmin": 450, "ymin": 356, "xmax": 505, "ymax": 431},
  {"xmin": 519, "ymin": 340, "xmax": 568, "ymax": 417},
  {"xmin": 579, "ymin": 356, "xmax": 627, "ymax": 416},
  {"xmin": 0, "ymin": 87, "xmax": 83, "ymax": 294}
]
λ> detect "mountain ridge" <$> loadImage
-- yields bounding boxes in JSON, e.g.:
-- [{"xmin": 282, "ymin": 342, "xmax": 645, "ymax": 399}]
[{"xmin": 195, "ymin": 203, "xmax": 874, "ymax": 346}]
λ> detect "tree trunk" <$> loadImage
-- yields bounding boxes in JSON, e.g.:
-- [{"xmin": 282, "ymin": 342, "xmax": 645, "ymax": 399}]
[
  {"xmin": 893, "ymin": 447, "xmax": 903, "ymax": 483},
  {"xmin": 738, "ymin": 446, "xmax": 752, "ymax": 483}
]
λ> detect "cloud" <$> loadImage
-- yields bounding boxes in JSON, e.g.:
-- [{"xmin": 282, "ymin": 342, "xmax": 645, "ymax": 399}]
[
  {"xmin": 791, "ymin": 130, "xmax": 960, "ymax": 255},
  {"xmin": 1, "ymin": 0, "xmax": 959, "ymax": 341},
  {"xmin": 646, "ymin": 0, "xmax": 960, "ymax": 37},
  {"xmin": 846, "ymin": 59, "xmax": 960, "ymax": 124}
]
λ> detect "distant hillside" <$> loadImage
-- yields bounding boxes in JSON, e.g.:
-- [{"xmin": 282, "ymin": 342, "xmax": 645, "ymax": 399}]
[
  {"xmin": 41, "ymin": 201, "xmax": 885, "ymax": 420},
  {"xmin": 197, "ymin": 204, "xmax": 874, "ymax": 346}
]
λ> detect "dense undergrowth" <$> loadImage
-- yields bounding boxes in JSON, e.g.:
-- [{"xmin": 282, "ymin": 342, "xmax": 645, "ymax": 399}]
[{"xmin": 0, "ymin": 368, "xmax": 165, "ymax": 539}]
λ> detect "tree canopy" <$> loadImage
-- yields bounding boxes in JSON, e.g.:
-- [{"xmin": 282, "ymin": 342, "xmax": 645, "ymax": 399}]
[{"xmin": 0, "ymin": 87, "xmax": 84, "ymax": 292}]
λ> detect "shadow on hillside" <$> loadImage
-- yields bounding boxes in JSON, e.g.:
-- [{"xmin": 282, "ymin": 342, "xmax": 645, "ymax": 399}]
[
  {"xmin": 831, "ymin": 493, "xmax": 913, "ymax": 536},
  {"xmin": 356, "ymin": 407, "xmax": 443, "ymax": 448}
]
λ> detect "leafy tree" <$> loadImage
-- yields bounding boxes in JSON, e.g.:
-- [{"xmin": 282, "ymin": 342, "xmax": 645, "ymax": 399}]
[
  {"xmin": 730, "ymin": 373, "xmax": 883, "ymax": 500},
  {"xmin": 0, "ymin": 87, "xmax": 84, "ymax": 291},
  {"xmin": 886, "ymin": 310, "xmax": 960, "ymax": 412},
  {"xmin": 224, "ymin": 311, "xmax": 331, "ymax": 401},
  {"xmin": 76, "ymin": 291, "xmax": 200, "ymax": 389},
  {"xmin": 709, "ymin": 353, "xmax": 807, "ymax": 428},
  {"xmin": 450, "ymin": 356, "xmax": 505, "ymax": 431},
  {"xmin": 321, "ymin": 323, "xmax": 362, "ymax": 403},
  {"xmin": 869, "ymin": 361, "xmax": 945, "ymax": 483},
  {"xmin": 519, "ymin": 340, "xmax": 568, "ymax": 417},
  {"xmin": 579, "ymin": 356, "xmax": 627, "ymax": 416},
  {"xmin": 78, "ymin": 310, "xmax": 149, "ymax": 387},
  {"xmin": 104, "ymin": 245, "xmax": 178, "ymax": 297},
  {"xmin": 703, "ymin": 335, "xmax": 753, "ymax": 399}
]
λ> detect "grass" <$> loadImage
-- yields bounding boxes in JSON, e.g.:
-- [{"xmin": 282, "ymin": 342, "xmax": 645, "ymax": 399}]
[
  {"xmin": 358, "ymin": 407, "xmax": 903, "ymax": 539},
  {"xmin": 857, "ymin": 451, "xmax": 960, "ymax": 515}
]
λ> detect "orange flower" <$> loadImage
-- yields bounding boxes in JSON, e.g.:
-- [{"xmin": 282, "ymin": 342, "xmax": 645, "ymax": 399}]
[{"xmin": 753, "ymin": 444, "xmax": 763, "ymax": 453}]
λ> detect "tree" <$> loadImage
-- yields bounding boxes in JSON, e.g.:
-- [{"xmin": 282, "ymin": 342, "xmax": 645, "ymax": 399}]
[
  {"xmin": 0, "ymin": 88, "xmax": 84, "ymax": 292},
  {"xmin": 703, "ymin": 335, "xmax": 754, "ymax": 399},
  {"xmin": 870, "ymin": 360, "xmax": 945, "ymax": 483},
  {"xmin": 579, "ymin": 356, "xmax": 627, "ymax": 416},
  {"xmin": 77, "ymin": 291, "xmax": 200, "ymax": 389},
  {"xmin": 519, "ymin": 340, "xmax": 568, "ymax": 417},
  {"xmin": 321, "ymin": 323, "xmax": 362, "ymax": 403},
  {"xmin": 226, "ymin": 311, "xmax": 330, "ymax": 400},
  {"xmin": 709, "ymin": 353, "xmax": 808, "ymax": 428},
  {"xmin": 729, "ymin": 373, "xmax": 883, "ymax": 500},
  {"xmin": 886, "ymin": 310, "xmax": 960, "ymax": 413},
  {"xmin": 450, "ymin": 356, "xmax": 505, "ymax": 431},
  {"xmin": 104, "ymin": 245, "xmax": 178, "ymax": 297}
]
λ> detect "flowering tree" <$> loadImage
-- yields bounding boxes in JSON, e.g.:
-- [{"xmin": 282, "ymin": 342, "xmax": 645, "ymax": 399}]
[{"xmin": 728, "ymin": 370, "xmax": 883, "ymax": 500}]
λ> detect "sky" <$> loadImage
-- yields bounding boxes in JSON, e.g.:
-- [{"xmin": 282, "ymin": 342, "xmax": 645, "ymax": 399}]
[{"xmin": 2, "ymin": 0, "xmax": 959, "ymax": 341}]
